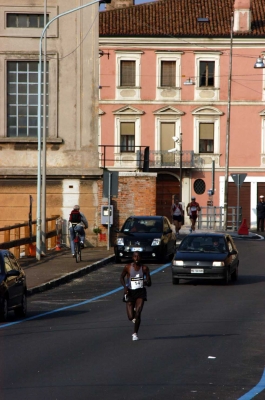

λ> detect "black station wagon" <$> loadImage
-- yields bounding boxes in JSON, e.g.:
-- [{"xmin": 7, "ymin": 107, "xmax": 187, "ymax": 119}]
[
  {"xmin": 114, "ymin": 216, "xmax": 177, "ymax": 263},
  {"xmin": 0, "ymin": 250, "xmax": 27, "ymax": 321}
]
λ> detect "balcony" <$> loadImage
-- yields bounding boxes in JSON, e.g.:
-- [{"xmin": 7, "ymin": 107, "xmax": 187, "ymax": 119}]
[
  {"xmin": 99, "ymin": 146, "xmax": 203, "ymax": 170},
  {"xmin": 147, "ymin": 150, "xmax": 202, "ymax": 169}
]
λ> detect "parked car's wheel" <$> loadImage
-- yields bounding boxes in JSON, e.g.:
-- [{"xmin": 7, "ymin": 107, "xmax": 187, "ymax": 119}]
[
  {"xmin": 14, "ymin": 292, "xmax": 27, "ymax": 318},
  {"xmin": 223, "ymin": 269, "xmax": 230, "ymax": 285},
  {"xmin": 0, "ymin": 298, "xmax": 8, "ymax": 322},
  {"xmin": 231, "ymin": 263, "xmax": 239, "ymax": 282},
  {"xmin": 172, "ymin": 276, "xmax": 179, "ymax": 285},
  {"xmin": 158, "ymin": 250, "xmax": 167, "ymax": 264},
  {"xmin": 114, "ymin": 253, "xmax": 121, "ymax": 263}
]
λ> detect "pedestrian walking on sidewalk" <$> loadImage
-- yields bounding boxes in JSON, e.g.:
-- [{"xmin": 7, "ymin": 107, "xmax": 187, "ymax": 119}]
[
  {"xmin": 186, "ymin": 196, "xmax": 201, "ymax": 233},
  {"xmin": 120, "ymin": 252, "xmax": 152, "ymax": 341},
  {"xmin": 69, "ymin": 205, "xmax": 88, "ymax": 256},
  {"xmin": 171, "ymin": 196, "xmax": 184, "ymax": 237},
  {"xmin": 257, "ymin": 195, "xmax": 265, "ymax": 232}
]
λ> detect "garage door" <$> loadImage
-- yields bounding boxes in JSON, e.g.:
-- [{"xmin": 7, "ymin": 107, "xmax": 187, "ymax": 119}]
[
  {"xmin": 257, "ymin": 183, "xmax": 265, "ymax": 200},
  {"xmin": 228, "ymin": 182, "xmax": 250, "ymax": 227}
]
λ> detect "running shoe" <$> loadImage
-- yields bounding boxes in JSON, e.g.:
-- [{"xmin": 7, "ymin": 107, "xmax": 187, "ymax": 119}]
[
  {"xmin": 132, "ymin": 318, "xmax": 136, "ymax": 324},
  {"xmin": 132, "ymin": 333, "xmax": 139, "ymax": 341},
  {"xmin": 72, "ymin": 254, "xmax": 75, "ymax": 257}
]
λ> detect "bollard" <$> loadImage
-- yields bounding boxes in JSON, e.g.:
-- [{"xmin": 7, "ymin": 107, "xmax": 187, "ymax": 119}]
[{"xmin": 238, "ymin": 218, "xmax": 248, "ymax": 235}]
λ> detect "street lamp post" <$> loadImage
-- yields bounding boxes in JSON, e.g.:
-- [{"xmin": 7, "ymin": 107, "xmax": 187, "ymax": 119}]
[
  {"xmin": 179, "ymin": 132, "xmax": 183, "ymax": 202},
  {"xmin": 36, "ymin": 0, "xmax": 102, "ymax": 260},
  {"xmin": 223, "ymin": 12, "xmax": 234, "ymax": 231},
  {"xmin": 169, "ymin": 133, "xmax": 183, "ymax": 201},
  {"xmin": 41, "ymin": 0, "xmax": 47, "ymax": 255}
]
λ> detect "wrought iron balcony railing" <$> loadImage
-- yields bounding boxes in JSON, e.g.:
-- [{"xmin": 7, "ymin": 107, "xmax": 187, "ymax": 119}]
[{"xmin": 99, "ymin": 146, "xmax": 203, "ymax": 170}]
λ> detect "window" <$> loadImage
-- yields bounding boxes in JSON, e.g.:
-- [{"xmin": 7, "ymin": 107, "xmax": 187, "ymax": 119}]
[
  {"xmin": 160, "ymin": 122, "xmax": 176, "ymax": 165},
  {"xmin": 161, "ymin": 61, "xmax": 176, "ymax": 87},
  {"xmin": 115, "ymin": 52, "xmax": 142, "ymax": 100},
  {"xmin": 194, "ymin": 179, "xmax": 206, "ymax": 195},
  {"xmin": 7, "ymin": 13, "xmax": 49, "ymax": 28},
  {"xmin": 7, "ymin": 61, "xmax": 49, "ymax": 137},
  {"xmin": 199, "ymin": 123, "xmax": 214, "ymax": 153},
  {"xmin": 199, "ymin": 61, "xmax": 215, "ymax": 87},
  {"xmin": 8, "ymin": 252, "xmax": 20, "ymax": 270},
  {"xmin": 120, "ymin": 122, "xmax": 135, "ymax": 152},
  {"xmin": 156, "ymin": 52, "xmax": 182, "ymax": 101},
  {"xmin": 4, "ymin": 256, "xmax": 12, "ymax": 273},
  {"xmin": 120, "ymin": 60, "xmax": 135, "ymax": 87}
]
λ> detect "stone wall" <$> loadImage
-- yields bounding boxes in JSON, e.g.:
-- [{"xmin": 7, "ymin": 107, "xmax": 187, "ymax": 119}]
[
  {"xmin": 0, "ymin": 173, "xmax": 157, "ymax": 249},
  {"xmin": 96, "ymin": 172, "xmax": 157, "ymax": 247}
]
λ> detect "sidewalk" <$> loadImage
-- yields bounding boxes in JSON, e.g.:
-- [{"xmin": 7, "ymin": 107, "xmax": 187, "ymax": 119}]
[{"xmin": 20, "ymin": 246, "xmax": 115, "ymax": 296}]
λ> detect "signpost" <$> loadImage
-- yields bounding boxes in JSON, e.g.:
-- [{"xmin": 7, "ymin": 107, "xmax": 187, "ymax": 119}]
[{"xmin": 231, "ymin": 173, "xmax": 247, "ymax": 230}]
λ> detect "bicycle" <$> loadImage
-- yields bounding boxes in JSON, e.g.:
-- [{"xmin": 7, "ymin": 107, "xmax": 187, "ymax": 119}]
[{"xmin": 72, "ymin": 223, "xmax": 82, "ymax": 263}]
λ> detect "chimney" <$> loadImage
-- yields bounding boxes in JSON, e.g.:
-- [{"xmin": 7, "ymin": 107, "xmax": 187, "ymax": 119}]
[
  {"xmin": 106, "ymin": 0, "xmax": 134, "ymax": 11},
  {"xmin": 234, "ymin": 0, "xmax": 252, "ymax": 32}
]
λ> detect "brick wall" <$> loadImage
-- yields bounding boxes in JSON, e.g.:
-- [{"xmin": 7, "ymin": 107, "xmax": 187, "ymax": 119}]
[{"xmin": 96, "ymin": 172, "xmax": 157, "ymax": 246}]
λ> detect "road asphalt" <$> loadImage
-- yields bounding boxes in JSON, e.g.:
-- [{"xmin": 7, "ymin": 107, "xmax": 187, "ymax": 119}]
[{"xmin": 19, "ymin": 227, "xmax": 263, "ymax": 297}]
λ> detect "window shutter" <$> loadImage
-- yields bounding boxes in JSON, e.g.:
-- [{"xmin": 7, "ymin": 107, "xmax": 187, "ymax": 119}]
[
  {"xmin": 120, "ymin": 122, "xmax": 135, "ymax": 135},
  {"xmin": 120, "ymin": 61, "xmax": 135, "ymax": 86},
  {"xmin": 161, "ymin": 61, "xmax": 176, "ymax": 87},
  {"xmin": 199, "ymin": 123, "xmax": 214, "ymax": 139}
]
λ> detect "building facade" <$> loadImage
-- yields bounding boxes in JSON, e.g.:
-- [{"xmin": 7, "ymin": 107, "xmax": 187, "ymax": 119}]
[
  {"xmin": 99, "ymin": 0, "xmax": 265, "ymax": 228},
  {"xmin": 0, "ymin": 0, "xmax": 102, "ymax": 246}
]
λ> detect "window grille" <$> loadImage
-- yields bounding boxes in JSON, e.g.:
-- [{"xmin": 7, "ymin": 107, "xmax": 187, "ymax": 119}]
[
  {"xmin": 7, "ymin": 61, "xmax": 49, "ymax": 137},
  {"xmin": 7, "ymin": 13, "xmax": 49, "ymax": 28},
  {"xmin": 194, "ymin": 179, "xmax": 206, "ymax": 195}
]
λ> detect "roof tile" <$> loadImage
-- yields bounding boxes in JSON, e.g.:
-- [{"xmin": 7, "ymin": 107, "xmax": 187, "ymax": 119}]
[{"xmin": 99, "ymin": 0, "xmax": 265, "ymax": 37}]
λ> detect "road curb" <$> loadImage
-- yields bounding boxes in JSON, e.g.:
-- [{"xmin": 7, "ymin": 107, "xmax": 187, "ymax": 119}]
[{"xmin": 27, "ymin": 254, "xmax": 115, "ymax": 296}]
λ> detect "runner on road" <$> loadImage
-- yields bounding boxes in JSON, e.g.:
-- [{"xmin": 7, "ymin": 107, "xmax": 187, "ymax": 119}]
[
  {"xmin": 186, "ymin": 196, "xmax": 201, "ymax": 233},
  {"xmin": 120, "ymin": 252, "xmax": 152, "ymax": 341}
]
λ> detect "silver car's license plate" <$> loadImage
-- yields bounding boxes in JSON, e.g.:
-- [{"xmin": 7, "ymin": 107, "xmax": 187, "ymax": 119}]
[
  {"xmin": 191, "ymin": 268, "xmax": 204, "ymax": 273},
  {"xmin": 131, "ymin": 247, "xmax": 143, "ymax": 252}
]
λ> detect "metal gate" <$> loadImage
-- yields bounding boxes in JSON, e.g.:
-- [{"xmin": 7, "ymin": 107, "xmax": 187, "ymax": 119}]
[{"xmin": 197, "ymin": 206, "xmax": 242, "ymax": 231}]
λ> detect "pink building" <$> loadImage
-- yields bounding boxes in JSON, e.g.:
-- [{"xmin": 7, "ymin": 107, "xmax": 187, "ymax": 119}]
[{"xmin": 99, "ymin": 0, "xmax": 265, "ymax": 229}]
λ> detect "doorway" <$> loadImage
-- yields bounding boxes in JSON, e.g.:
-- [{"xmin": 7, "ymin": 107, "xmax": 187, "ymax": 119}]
[{"xmin": 156, "ymin": 174, "xmax": 180, "ymax": 220}]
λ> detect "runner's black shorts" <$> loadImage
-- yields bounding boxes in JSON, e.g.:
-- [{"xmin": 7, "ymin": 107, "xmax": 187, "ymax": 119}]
[
  {"xmin": 123, "ymin": 287, "xmax": 147, "ymax": 302},
  {"xmin": 173, "ymin": 215, "xmax": 182, "ymax": 222}
]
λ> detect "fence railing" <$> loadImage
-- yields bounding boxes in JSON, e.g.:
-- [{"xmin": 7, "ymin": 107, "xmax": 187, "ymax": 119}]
[
  {"xmin": 146, "ymin": 150, "xmax": 203, "ymax": 168},
  {"xmin": 0, "ymin": 215, "xmax": 61, "ymax": 259},
  {"xmin": 197, "ymin": 206, "xmax": 242, "ymax": 231}
]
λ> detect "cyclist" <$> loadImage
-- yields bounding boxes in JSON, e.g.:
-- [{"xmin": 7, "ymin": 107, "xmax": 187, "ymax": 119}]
[{"xmin": 69, "ymin": 205, "xmax": 88, "ymax": 257}]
